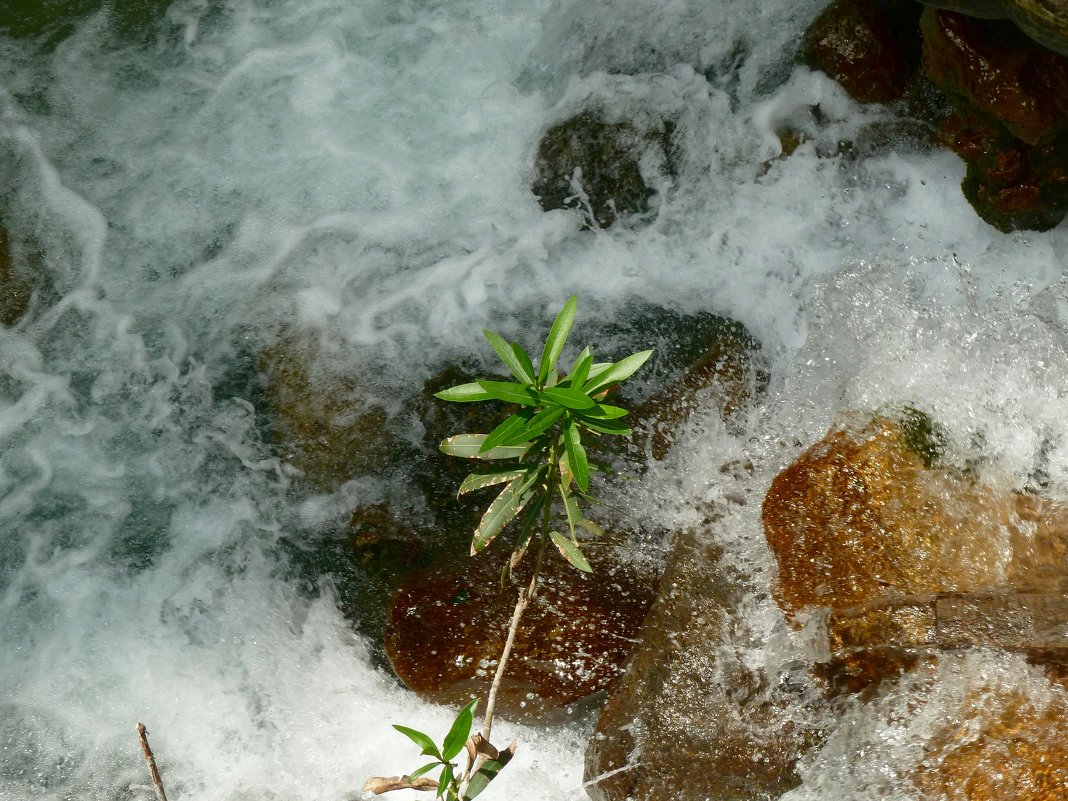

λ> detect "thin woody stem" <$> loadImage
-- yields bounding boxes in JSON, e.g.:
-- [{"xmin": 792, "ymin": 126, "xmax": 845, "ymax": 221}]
[
  {"xmin": 136, "ymin": 723, "xmax": 169, "ymax": 801},
  {"xmin": 481, "ymin": 536, "xmax": 546, "ymax": 745}
]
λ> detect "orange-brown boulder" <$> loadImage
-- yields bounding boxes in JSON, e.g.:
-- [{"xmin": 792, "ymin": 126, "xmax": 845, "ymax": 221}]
[
  {"xmin": 385, "ymin": 545, "xmax": 658, "ymax": 721},
  {"xmin": 914, "ymin": 683, "xmax": 1068, "ymax": 799}
]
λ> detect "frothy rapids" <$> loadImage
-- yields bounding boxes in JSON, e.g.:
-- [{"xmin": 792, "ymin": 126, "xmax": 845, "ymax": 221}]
[{"xmin": 0, "ymin": 1, "xmax": 1065, "ymax": 800}]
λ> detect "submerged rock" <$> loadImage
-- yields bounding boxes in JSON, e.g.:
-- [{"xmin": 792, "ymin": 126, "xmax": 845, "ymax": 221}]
[
  {"xmin": 258, "ymin": 331, "xmax": 400, "ymax": 491},
  {"xmin": 531, "ymin": 111, "xmax": 673, "ymax": 229},
  {"xmin": 385, "ymin": 546, "xmax": 657, "ymax": 721},
  {"xmin": 801, "ymin": 0, "xmax": 924, "ymax": 104},
  {"xmin": 0, "ymin": 224, "xmax": 33, "ymax": 327}
]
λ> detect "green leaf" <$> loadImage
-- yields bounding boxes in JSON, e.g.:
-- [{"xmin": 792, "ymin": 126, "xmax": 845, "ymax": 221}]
[
  {"xmin": 583, "ymin": 349, "xmax": 653, "ymax": 395},
  {"xmin": 549, "ymin": 530, "xmax": 593, "ymax": 572},
  {"xmin": 480, "ymin": 413, "xmax": 533, "ymax": 452},
  {"xmin": 437, "ymin": 763, "xmax": 453, "ymax": 799},
  {"xmin": 579, "ymin": 403, "xmax": 628, "ymax": 420},
  {"xmin": 463, "ymin": 754, "xmax": 512, "ymax": 800},
  {"xmin": 409, "ymin": 762, "xmax": 443, "ymax": 780},
  {"xmin": 506, "ymin": 406, "xmax": 564, "ymax": 445},
  {"xmin": 457, "ymin": 468, "xmax": 527, "ymax": 496},
  {"xmin": 483, "ymin": 329, "xmax": 535, "ymax": 386},
  {"xmin": 440, "ymin": 434, "xmax": 529, "ymax": 461},
  {"xmin": 537, "ymin": 386, "xmax": 596, "ymax": 410},
  {"xmin": 538, "ymin": 295, "xmax": 577, "ymax": 386},
  {"xmin": 477, "ymin": 380, "xmax": 537, "ymax": 406},
  {"xmin": 560, "ymin": 485, "xmax": 584, "ymax": 537},
  {"xmin": 510, "ymin": 489, "xmax": 548, "ymax": 570},
  {"xmin": 568, "ymin": 346, "xmax": 592, "ymax": 390},
  {"xmin": 434, "ymin": 382, "xmax": 494, "ymax": 403},
  {"xmin": 576, "ymin": 417, "xmax": 632, "ymax": 436},
  {"xmin": 471, "ymin": 472, "xmax": 538, "ymax": 554},
  {"xmin": 512, "ymin": 343, "xmax": 536, "ymax": 388},
  {"xmin": 442, "ymin": 700, "xmax": 476, "ymax": 761},
  {"xmin": 563, "ymin": 419, "xmax": 589, "ymax": 493},
  {"xmin": 394, "ymin": 724, "xmax": 442, "ymax": 759}
]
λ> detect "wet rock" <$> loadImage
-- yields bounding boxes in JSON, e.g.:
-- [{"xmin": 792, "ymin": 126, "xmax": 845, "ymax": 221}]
[
  {"xmin": 914, "ymin": 683, "xmax": 1068, "ymax": 799},
  {"xmin": 801, "ymin": 0, "xmax": 924, "ymax": 104},
  {"xmin": 920, "ymin": 0, "xmax": 1068, "ymax": 57},
  {"xmin": 921, "ymin": 8, "xmax": 1068, "ymax": 146},
  {"xmin": 385, "ymin": 546, "xmax": 658, "ymax": 721},
  {"xmin": 631, "ymin": 316, "xmax": 768, "ymax": 460},
  {"xmin": 258, "ymin": 331, "xmax": 400, "ymax": 491},
  {"xmin": 584, "ymin": 528, "xmax": 822, "ymax": 801},
  {"xmin": 937, "ymin": 106, "xmax": 1068, "ymax": 231},
  {"xmin": 761, "ymin": 417, "xmax": 1050, "ymax": 618},
  {"xmin": 531, "ymin": 111, "xmax": 673, "ymax": 229},
  {"xmin": 0, "ymin": 0, "xmax": 176, "ymax": 46},
  {"xmin": 0, "ymin": 224, "xmax": 33, "ymax": 327}
]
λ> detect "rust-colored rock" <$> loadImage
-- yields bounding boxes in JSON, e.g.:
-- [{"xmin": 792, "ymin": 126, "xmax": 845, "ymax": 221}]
[
  {"xmin": 914, "ymin": 684, "xmax": 1068, "ymax": 799},
  {"xmin": 585, "ymin": 528, "xmax": 821, "ymax": 801},
  {"xmin": 802, "ymin": 0, "xmax": 924, "ymax": 104},
  {"xmin": 386, "ymin": 546, "xmax": 658, "ymax": 721},
  {"xmin": 921, "ymin": 8, "xmax": 1068, "ymax": 146},
  {"xmin": 258, "ymin": 331, "xmax": 399, "ymax": 490},
  {"xmin": 762, "ymin": 418, "xmax": 1026, "ymax": 617}
]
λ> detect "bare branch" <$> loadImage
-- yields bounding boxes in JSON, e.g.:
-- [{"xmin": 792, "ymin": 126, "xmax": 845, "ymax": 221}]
[{"xmin": 136, "ymin": 723, "xmax": 169, "ymax": 801}]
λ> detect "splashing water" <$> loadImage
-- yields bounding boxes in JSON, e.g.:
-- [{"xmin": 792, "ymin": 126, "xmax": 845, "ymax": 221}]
[{"xmin": 1, "ymin": 1, "xmax": 1066, "ymax": 800}]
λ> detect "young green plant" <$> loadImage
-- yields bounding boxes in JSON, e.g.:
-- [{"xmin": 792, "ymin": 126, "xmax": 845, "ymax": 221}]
[{"xmin": 365, "ymin": 295, "xmax": 650, "ymax": 799}]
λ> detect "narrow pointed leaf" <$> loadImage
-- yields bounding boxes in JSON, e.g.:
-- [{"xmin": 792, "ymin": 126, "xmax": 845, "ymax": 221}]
[
  {"xmin": 564, "ymin": 419, "xmax": 589, "ymax": 493},
  {"xmin": 477, "ymin": 380, "xmax": 537, "ymax": 406},
  {"xmin": 463, "ymin": 743, "xmax": 516, "ymax": 800},
  {"xmin": 471, "ymin": 472, "xmax": 538, "ymax": 554},
  {"xmin": 583, "ymin": 349, "xmax": 653, "ymax": 395},
  {"xmin": 512, "ymin": 343, "xmax": 536, "ymax": 386},
  {"xmin": 510, "ymin": 489, "xmax": 548, "ymax": 570},
  {"xmin": 583, "ymin": 362, "xmax": 613, "ymax": 385},
  {"xmin": 442, "ymin": 700, "xmax": 476, "ymax": 761},
  {"xmin": 579, "ymin": 403, "xmax": 628, "ymax": 420},
  {"xmin": 409, "ymin": 762, "xmax": 443, "ymax": 780},
  {"xmin": 504, "ymin": 406, "xmax": 564, "ymax": 445},
  {"xmin": 576, "ymin": 417, "xmax": 632, "ymax": 436},
  {"xmin": 394, "ymin": 725, "xmax": 441, "ymax": 759},
  {"xmin": 440, "ymin": 434, "xmax": 529, "ymax": 460},
  {"xmin": 434, "ymin": 382, "xmax": 494, "ymax": 403},
  {"xmin": 437, "ymin": 764, "xmax": 452, "ymax": 799},
  {"xmin": 560, "ymin": 485, "xmax": 584, "ymax": 537},
  {"xmin": 550, "ymin": 530, "xmax": 593, "ymax": 572},
  {"xmin": 457, "ymin": 468, "xmax": 527, "ymax": 497},
  {"xmin": 568, "ymin": 346, "xmax": 592, "ymax": 390},
  {"xmin": 483, "ymin": 329, "xmax": 535, "ymax": 385},
  {"xmin": 537, "ymin": 386, "xmax": 596, "ymax": 410},
  {"xmin": 480, "ymin": 413, "xmax": 533, "ymax": 452},
  {"xmin": 537, "ymin": 295, "xmax": 577, "ymax": 386}
]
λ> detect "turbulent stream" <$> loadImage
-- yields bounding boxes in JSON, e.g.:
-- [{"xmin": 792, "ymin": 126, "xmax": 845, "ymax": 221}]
[{"xmin": 1, "ymin": 1, "xmax": 1067, "ymax": 800}]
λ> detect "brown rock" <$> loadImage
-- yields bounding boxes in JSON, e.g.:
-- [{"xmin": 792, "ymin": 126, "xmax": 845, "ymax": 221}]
[
  {"xmin": 385, "ymin": 545, "xmax": 658, "ymax": 721},
  {"xmin": 802, "ymin": 0, "xmax": 924, "ymax": 104},
  {"xmin": 762, "ymin": 418, "xmax": 1024, "ymax": 617},
  {"xmin": 914, "ymin": 684, "xmax": 1068, "ymax": 799},
  {"xmin": 584, "ymin": 528, "xmax": 822, "ymax": 801},
  {"xmin": 258, "ymin": 331, "xmax": 399, "ymax": 490},
  {"xmin": 921, "ymin": 8, "xmax": 1068, "ymax": 146}
]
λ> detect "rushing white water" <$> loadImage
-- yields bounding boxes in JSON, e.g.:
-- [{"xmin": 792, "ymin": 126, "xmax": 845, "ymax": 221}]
[{"xmin": 1, "ymin": 1, "xmax": 1066, "ymax": 800}]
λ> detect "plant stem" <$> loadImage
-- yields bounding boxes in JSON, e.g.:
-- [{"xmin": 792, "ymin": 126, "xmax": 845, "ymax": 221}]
[{"xmin": 481, "ymin": 537, "xmax": 546, "ymax": 745}]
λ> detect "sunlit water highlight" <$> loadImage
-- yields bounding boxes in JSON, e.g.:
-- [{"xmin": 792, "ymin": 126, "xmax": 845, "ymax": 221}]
[{"xmin": 1, "ymin": 1, "xmax": 1066, "ymax": 800}]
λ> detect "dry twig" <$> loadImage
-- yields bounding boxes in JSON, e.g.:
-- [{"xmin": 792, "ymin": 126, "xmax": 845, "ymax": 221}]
[{"xmin": 136, "ymin": 722, "xmax": 169, "ymax": 801}]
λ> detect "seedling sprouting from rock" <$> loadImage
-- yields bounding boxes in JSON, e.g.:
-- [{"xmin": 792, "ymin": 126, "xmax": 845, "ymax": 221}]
[{"xmin": 364, "ymin": 296, "xmax": 651, "ymax": 799}]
